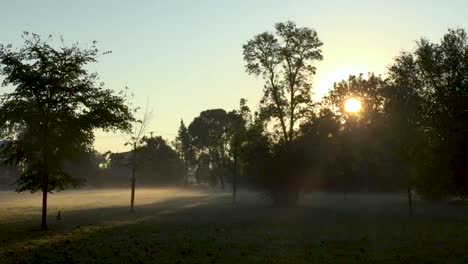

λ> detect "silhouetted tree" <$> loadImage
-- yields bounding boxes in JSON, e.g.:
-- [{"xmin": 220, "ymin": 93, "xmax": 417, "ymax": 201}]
[
  {"xmin": 107, "ymin": 136, "xmax": 184, "ymax": 187},
  {"xmin": 226, "ymin": 99, "xmax": 250, "ymax": 202},
  {"xmin": 299, "ymin": 108, "xmax": 341, "ymax": 191},
  {"xmin": 126, "ymin": 104, "xmax": 152, "ymax": 212},
  {"xmin": 243, "ymin": 21, "xmax": 323, "ymax": 143},
  {"xmin": 189, "ymin": 109, "xmax": 231, "ymax": 189},
  {"xmin": 0, "ymin": 33, "xmax": 134, "ymax": 229},
  {"xmin": 386, "ymin": 28, "xmax": 468, "ymax": 201},
  {"xmin": 322, "ymin": 74, "xmax": 393, "ymax": 198},
  {"xmin": 174, "ymin": 120, "xmax": 195, "ymax": 187},
  {"xmin": 239, "ymin": 114, "xmax": 273, "ymax": 189},
  {"xmin": 138, "ymin": 135, "xmax": 184, "ymax": 185},
  {"xmin": 242, "ymin": 21, "xmax": 323, "ymax": 205}
]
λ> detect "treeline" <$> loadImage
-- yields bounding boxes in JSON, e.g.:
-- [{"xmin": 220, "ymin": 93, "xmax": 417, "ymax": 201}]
[
  {"xmin": 173, "ymin": 23, "xmax": 468, "ymax": 205},
  {"xmin": 0, "ymin": 22, "xmax": 466, "ymax": 228}
]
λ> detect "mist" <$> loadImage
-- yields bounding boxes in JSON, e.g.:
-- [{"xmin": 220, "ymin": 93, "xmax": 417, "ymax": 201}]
[{"xmin": 1, "ymin": 3, "xmax": 467, "ymax": 263}]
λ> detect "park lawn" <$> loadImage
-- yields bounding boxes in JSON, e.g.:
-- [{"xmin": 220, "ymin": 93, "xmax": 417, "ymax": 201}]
[{"xmin": 0, "ymin": 188, "xmax": 467, "ymax": 263}]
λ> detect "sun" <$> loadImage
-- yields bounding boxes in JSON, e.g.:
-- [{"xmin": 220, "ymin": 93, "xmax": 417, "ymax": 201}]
[{"xmin": 344, "ymin": 98, "xmax": 362, "ymax": 113}]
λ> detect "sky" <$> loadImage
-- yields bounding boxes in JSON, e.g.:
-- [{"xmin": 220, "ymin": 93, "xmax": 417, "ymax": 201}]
[{"xmin": 0, "ymin": 0, "xmax": 467, "ymax": 153}]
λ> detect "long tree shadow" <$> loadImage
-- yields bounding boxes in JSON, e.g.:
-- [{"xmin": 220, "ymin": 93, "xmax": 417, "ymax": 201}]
[{"xmin": 0, "ymin": 192, "xmax": 226, "ymax": 253}]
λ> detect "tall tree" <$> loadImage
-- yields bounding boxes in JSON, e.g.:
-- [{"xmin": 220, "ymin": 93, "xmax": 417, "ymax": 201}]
[
  {"xmin": 243, "ymin": 21, "xmax": 323, "ymax": 142},
  {"xmin": 174, "ymin": 120, "xmax": 195, "ymax": 187},
  {"xmin": 0, "ymin": 33, "xmax": 134, "ymax": 229}
]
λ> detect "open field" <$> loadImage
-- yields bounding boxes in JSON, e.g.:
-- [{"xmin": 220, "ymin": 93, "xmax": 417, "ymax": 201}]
[{"xmin": 0, "ymin": 188, "xmax": 467, "ymax": 263}]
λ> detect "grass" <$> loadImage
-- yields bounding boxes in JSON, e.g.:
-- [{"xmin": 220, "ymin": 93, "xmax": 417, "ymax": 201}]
[{"xmin": 0, "ymin": 188, "xmax": 467, "ymax": 263}]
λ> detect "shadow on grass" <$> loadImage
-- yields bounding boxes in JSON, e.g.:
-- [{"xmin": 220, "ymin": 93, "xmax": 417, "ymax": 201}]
[
  {"xmin": 0, "ymin": 193, "xmax": 225, "ymax": 252},
  {"xmin": 1, "ymin": 192, "xmax": 467, "ymax": 263}
]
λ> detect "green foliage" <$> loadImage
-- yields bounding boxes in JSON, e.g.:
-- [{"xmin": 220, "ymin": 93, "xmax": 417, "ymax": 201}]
[{"xmin": 0, "ymin": 32, "xmax": 134, "ymax": 193}]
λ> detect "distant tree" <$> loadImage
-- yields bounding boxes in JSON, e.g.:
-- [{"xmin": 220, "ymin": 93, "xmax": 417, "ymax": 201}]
[
  {"xmin": 189, "ymin": 109, "xmax": 231, "ymax": 189},
  {"xmin": 107, "ymin": 136, "xmax": 184, "ymax": 187},
  {"xmin": 0, "ymin": 33, "xmax": 133, "ymax": 229},
  {"xmin": 174, "ymin": 120, "xmax": 195, "ymax": 187},
  {"xmin": 243, "ymin": 21, "xmax": 323, "ymax": 143},
  {"xmin": 195, "ymin": 153, "xmax": 211, "ymax": 184},
  {"xmin": 62, "ymin": 150, "xmax": 107, "ymax": 188},
  {"xmin": 138, "ymin": 135, "xmax": 184, "ymax": 185}
]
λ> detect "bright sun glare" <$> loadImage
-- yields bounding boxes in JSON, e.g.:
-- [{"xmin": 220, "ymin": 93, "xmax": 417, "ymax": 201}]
[{"xmin": 344, "ymin": 98, "xmax": 362, "ymax": 113}]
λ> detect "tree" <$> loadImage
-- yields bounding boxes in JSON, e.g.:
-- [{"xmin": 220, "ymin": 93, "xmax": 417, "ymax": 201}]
[
  {"xmin": 226, "ymin": 99, "xmax": 250, "ymax": 202},
  {"xmin": 126, "ymin": 104, "xmax": 152, "ymax": 212},
  {"xmin": 322, "ymin": 74, "xmax": 386, "ymax": 124},
  {"xmin": 174, "ymin": 120, "xmax": 195, "ymax": 187},
  {"xmin": 242, "ymin": 21, "xmax": 323, "ymax": 206},
  {"xmin": 0, "ymin": 33, "xmax": 134, "ymax": 229},
  {"xmin": 322, "ymin": 74, "xmax": 394, "ymax": 198},
  {"xmin": 239, "ymin": 113, "xmax": 273, "ymax": 190},
  {"xmin": 138, "ymin": 135, "xmax": 184, "ymax": 185},
  {"xmin": 243, "ymin": 21, "xmax": 323, "ymax": 143},
  {"xmin": 386, "ymin": 28, "xmax": 468, "ymax": 202},
  {"xmin": 299, "ymin": 108, "xmax": 341, "ymax": 192},
  {"xmin": 188, "ymin": 109, "xmax": 231, "ymax": 189}
]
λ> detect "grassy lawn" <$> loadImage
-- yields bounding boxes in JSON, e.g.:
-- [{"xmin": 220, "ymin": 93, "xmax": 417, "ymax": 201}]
[{"xmin": 0, "ymin": 188, "xmax": 467, "ymax": 263}]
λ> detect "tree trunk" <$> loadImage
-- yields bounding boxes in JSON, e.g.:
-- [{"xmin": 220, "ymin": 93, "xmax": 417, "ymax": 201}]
[
  {"xmin": 130, "ymin": 143, "xmax": 136, "ymax": 212},
  {"xmin": 184, "ymin": 161, "xmax": 189, "ymax": 187},
  {"xmin": 219, "ymin": 174, "xmax": 225, "ymax": 190},
  {"xmin": 270, "ymin": 80, "xmax": 289, "ymax": 143},
  {"xmin": 343, "ymin": 172, "xmax": 347, "ymax": 201},
  {"xmin": 407, "ymin": 180, "xmax": 413, "ymax": 216},
  {"xmin": 232, "ymin": 153, "xmax": 238, "ymax": 203},
  {"xmin": 41, "ymin": 175, "xmax": 48, "ymax": 230},
  {"xmin": 41, "ymin": 125, "xmax": 49, "ymax": 230}
]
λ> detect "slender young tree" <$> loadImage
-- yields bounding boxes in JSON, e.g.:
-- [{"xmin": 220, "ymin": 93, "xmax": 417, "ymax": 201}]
[
  {"xmin": 0, "ymin": 33, "xmax": 134, "ymax": 229},
  {"xmin": 126, "ymin": 103, "xmax": 152, "ymax": 212}
]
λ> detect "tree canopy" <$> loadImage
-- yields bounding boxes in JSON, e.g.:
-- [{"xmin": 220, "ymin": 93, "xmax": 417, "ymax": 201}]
[
  {"xmin": 243, "ymin": 21, "xmax": 323, "ymax": 142},
  {"xmin": 0, "ymin": 33, "xmax": 134, "ymax": 228}
]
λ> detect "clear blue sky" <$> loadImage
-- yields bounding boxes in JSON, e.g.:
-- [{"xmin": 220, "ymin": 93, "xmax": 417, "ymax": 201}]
[{"xmin": 1, "ymin": 0, "xmax": 467, "ymax": 153}]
